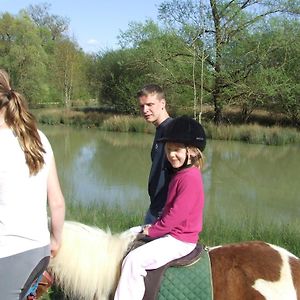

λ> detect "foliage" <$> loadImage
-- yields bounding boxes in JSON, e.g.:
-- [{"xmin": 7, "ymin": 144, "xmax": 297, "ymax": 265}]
[
  {"xmin": 0, "ymin": 13, "xmax": 48, "ymax": 104},
  {"xmin": 25, "ymin": 2, "xmax": 69, "ymax": 40},
  {"xmin": 128, "ymin": 23, "xmax": 205, "ymax": 112},
  {"xmin": 0, "ymin": 5, "xmax": 92, "ymax": 108},
  {"xmin": 157, "ymin": 0, "xmax": 300, "ymax": 124},
  {"xmin": 0, "ymin": 1, "xmax": 299, "ymax": 126},
  {"xmin": 87, "ymin": 0, "xmax": 300, "ymax": 126},
  {"xmin": 95, "ymin": 48, "xmax": 153, "ymax": 113}
]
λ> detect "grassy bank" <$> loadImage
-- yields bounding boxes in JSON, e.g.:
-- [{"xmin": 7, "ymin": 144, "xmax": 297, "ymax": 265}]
[
  {"xmin": 65, "ymin": 202, "xmax": 300, "ymax": 256},
  {"xmin": 33, "ymin": 108, "xmax": 300, "ymax": 146},
  {"xmin": 205, "ymin": 122, "xmax": 300, "ymax": 145}
]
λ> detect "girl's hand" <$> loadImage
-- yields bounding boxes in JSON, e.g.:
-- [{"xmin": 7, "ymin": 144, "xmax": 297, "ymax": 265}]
[
  {"xmin": 50, "ymin": 235, "xmax": 61, "ymax": 258},
  {"xmin": 143, "ymin": 225, "xmax": 151, "ymax": 235}
]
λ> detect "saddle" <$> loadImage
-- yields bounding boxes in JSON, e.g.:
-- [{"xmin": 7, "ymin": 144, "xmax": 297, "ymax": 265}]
[{"xmin": 131, "ymin": 236, "xmax": 204, "ymax": 300}]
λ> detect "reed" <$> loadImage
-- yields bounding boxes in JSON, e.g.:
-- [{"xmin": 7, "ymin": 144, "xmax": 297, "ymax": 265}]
[
  {"xmin": 34, "ymin": 109, "xmax": 109, "ymax": 127},
  {"xmin": 34, "ymin": 109, "xmax": 300, "ymax": 145},
  {"xmin": 205, "ymin": 123, "xmax": 300, "ymax": 145},
  {"xmin": 101, "ymin": 115, "xmax": 154, "ymax": 134}
]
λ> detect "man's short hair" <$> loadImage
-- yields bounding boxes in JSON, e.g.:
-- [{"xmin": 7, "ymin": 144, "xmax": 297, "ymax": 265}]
[{"xmin": 136, "ymin": 84, "xmax": 165, "ymax": 100}]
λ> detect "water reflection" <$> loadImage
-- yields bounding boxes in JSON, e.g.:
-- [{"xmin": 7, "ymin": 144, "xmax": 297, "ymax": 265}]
[
  {"xmin": 204, "ymin": 140, "xmax": 299, "ymax": 222},
  {"xmin": 42, "ymin": 126, "xmax": 152, "ymax": 210},
  {"xmin": 42, "ymin": 125, "xmax": 299, "ymax": 222}
]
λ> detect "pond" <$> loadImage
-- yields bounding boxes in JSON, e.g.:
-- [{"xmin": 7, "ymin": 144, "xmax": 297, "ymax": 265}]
[{"xmin": 42, "ymin": 125, "xmax": 299, "ymax": 224}]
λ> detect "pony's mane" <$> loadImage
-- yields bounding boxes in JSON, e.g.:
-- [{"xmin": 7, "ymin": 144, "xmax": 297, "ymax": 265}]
[{"xmin": 49, "ymin": 221, "xmax": 137, "ymax": 300}]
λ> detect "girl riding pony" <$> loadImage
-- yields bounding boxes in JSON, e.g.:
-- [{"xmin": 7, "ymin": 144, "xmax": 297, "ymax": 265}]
[{"xmin": 114, "ymin": 115, "xmax": 206, "ymax": 300}]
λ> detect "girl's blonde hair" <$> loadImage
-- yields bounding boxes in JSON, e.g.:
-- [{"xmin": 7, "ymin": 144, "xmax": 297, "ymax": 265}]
[
  {"xmin": 188, "ymin": 146, "xmax": 205, "ymax": 170},
  {"xmin": 0, "ymin": 69, "xmax": 45, "ymax": 175}
]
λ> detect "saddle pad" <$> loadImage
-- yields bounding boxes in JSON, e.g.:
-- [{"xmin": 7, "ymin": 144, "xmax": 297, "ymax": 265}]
[
  {"xmin": 158, "ymin": 249, "xmax": 213, "ymax": 300},
  {"xmin": 143, "ymin": 244, "xmax": 203, "ymax": 300}
]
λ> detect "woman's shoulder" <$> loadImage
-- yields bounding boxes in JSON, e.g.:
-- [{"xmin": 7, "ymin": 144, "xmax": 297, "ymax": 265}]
[
  {"xmin": 37, "ymin": 129, "xmax": 53, "ymax": 155},
  {"xmin": 37, "ymin": 129, "xmax": 50, "ymax": 142}
]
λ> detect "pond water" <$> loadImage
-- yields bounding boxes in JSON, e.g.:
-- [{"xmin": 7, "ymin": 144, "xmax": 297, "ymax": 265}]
[{"xmin": 42, "ymin": 125, "xmax": 299, "ymax": 223}]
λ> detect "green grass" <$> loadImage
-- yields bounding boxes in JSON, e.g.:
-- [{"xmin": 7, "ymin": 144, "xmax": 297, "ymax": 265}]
[
  {"xmin": 205, "ymin": 123, "xmax": 300, "ymax": 145},
  {"xmin": 65, "ymin": 202, "xmax": 300, "ymax": 256},
  {"xmin": 101, "ymin": 115, "xmax": 154, "ymax": 134},
  {"xmin": 201, "ymin": 211, "xmax": 300, "ymax": 257},
  {"xmin": 65, "ymin": 201, "xmax": 145, "ymax": 233},
  {"xmin": 33, "ymin": 108, "xmax": 110, "ymax": 128}
]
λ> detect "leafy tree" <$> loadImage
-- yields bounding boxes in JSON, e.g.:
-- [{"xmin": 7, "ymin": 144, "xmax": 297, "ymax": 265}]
[
  {"xmin": 52, "ymin": 38, "xmax": 83, "ymax": 108},
  {"xmin": 25, "ymin": 4, "xmax": 90, "ymax": 107},
  {"xmin": 118, "ymin": 20, "xmax": 211, "ymax": 115},
  {"xmin": 0, "ymin": 8, "xmax": 91, "ymax": 108},
  {"xmin": 158, "ymin": 0, "xmax": 300, "ymax": 124},
  {"xmin": 0, "ymin": 13, "xmax": 48, "ymax": 104},
  {"xmin": 259, "ymin": 18, "xmax": 300, "ymax": 125},
  {"xmin": 25, "ymin": 2, "xmax": 69, "ymax": 40},
  {"xmin": 97, "ymin": 48, "xmax": 149, "ymax": 114},
  {"xmin": 85, "ymin": 53, "xmax": 103, "ymax": 101}
]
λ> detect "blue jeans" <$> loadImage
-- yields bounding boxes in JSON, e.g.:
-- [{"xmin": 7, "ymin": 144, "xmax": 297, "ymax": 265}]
[{"xmin": 143, "ymin": 208, "xmax": 158, "ymax": 225}]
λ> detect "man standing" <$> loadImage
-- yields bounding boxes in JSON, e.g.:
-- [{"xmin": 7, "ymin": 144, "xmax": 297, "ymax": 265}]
[{"xmin": 137, "ymin": 84, "xmax": 172, "ymax": 224}]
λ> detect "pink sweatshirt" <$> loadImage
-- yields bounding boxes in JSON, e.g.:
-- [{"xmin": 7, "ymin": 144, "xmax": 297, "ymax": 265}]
[{"xmin": 148, "ymin": 166, "xmax": 204, "ymax": 243}]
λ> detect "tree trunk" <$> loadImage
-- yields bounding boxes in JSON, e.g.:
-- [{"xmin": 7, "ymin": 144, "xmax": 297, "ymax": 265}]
[
  {"xmin": 210, "ymin": 0, "xmax": 223, "ymax": 125},
  {"xmin": 212, "ymin": 88, "xmax": 222, "ymax": 125}
]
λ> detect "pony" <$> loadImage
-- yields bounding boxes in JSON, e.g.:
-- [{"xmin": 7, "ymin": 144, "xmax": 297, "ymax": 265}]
[{"xmin": 49, "ymin": 221, "xmax": 300, "ymax": 300}]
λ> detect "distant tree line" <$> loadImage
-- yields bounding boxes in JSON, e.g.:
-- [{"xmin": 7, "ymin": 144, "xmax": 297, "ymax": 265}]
[{"xmin": 0, "ymin": 1, "xmax": 299, "ymax": 126}]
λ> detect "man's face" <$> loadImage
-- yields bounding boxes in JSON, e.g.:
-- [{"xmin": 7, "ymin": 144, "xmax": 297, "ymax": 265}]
[{"xmin": 138, "ymin": 93, "xmax": 166, "ymax": 126}]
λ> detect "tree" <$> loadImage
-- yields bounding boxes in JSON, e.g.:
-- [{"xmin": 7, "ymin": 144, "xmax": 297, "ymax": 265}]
[
  {"xmin": 0, "ymin": 13, "xmax": 48, "ymax": 104},
  {"xmin": 158, "ymin": 0, "xmax": 300, "ymax": 124},
  {"xmin": 25, "ymin": 4, "xmax": 90, "ymax": 107},
  {"xmin": 52, "ymin": 38, "xmax": 82, "ymax": 108},
  {"xmin": 222, "ymin": 17, "xmax": 299, "ymax": 125},
  {"xmin": 97, "ymin": 48, "xmax": 149, "ymax": 113},
  {"xmin": 0, "ymin": 7, "xmax": 91, "ymax": 108},
  {"xmin": 25, "ymin": 2, "xmax": 69, "ymax": 40},
  {"xmin": 258, "ymin": 18, "xmax": 300, "ymax": 125},
  {"xmin": 118, "ymin": 20, "xmax": 210, "ymax": 115}
]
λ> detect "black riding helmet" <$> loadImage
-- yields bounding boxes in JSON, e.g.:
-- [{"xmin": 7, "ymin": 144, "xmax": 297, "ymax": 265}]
[{"xmin": 158, "ymin": 116, "xmax": 206, "ymax": 151}]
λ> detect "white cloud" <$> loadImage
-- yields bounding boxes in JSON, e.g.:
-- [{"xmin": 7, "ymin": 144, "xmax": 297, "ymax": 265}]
[{"xmin": 87, "ymin": 39, "xmax": 100, "ymax": 46}]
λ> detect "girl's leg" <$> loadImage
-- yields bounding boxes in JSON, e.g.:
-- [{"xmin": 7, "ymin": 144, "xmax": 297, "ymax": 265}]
[
  {"xmin": 114, "ymin": 235, "xmax": 195, "ymax": 300},
  {"xmin": 0, "ymin": 245, "xmax": 50, "ymax": 300}
]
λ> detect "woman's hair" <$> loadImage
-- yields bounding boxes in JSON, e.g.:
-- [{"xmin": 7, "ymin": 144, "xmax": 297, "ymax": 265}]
[
  {"xmin": 0, "ymin": 69, "xmax": 45, "ymax": 175},
  {"xmin": 188, "ymin": 146, "xmax": 204, "ymax": 170}
]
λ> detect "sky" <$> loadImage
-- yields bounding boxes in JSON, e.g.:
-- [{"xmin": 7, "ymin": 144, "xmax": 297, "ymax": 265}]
[{"xmin": 1, "ymin": 0, "xmax": 165, "ymax": 53}]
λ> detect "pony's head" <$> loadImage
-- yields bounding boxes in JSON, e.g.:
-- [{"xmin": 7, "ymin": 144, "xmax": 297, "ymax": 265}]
[{"xmin": 49, "ymin": 221, "xmax": 138, "ymax": 300}]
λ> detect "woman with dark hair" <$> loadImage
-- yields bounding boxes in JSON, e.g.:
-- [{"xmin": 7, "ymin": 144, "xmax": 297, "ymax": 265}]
[{"xmin": 0, "ymin": 69, "xmax": 65, "ymax": 299}]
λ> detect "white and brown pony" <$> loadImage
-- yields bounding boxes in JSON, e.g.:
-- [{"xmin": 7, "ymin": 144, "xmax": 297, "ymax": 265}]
[{"xmin": 49, "ymin": 221, "xmax": 300, "ymax": 300}]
